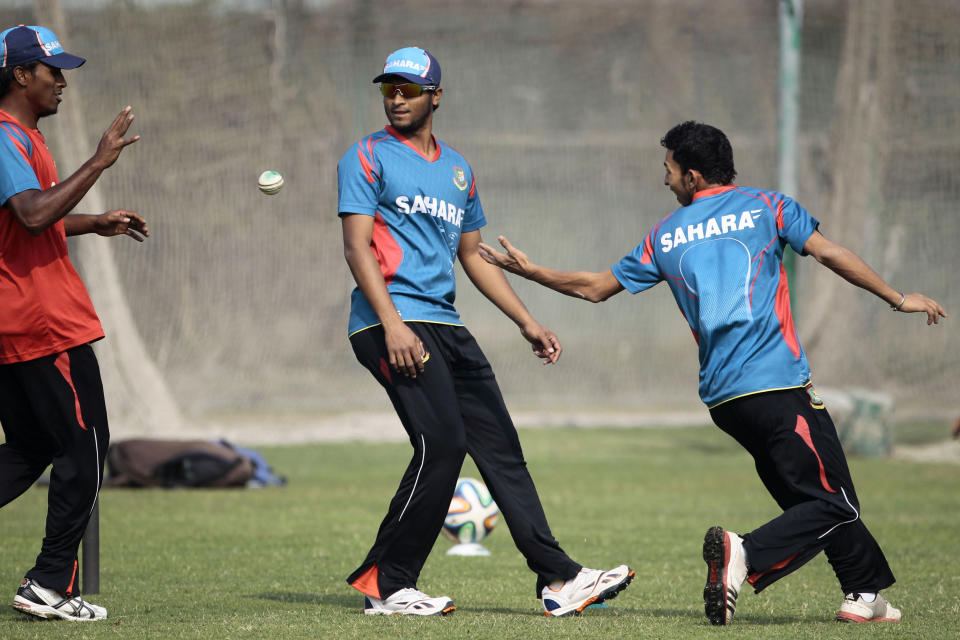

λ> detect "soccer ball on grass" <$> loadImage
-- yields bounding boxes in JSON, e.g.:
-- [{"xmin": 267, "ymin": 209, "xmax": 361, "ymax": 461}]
[{"xmin": 442, "ymin": 477, "xmax": 499, "ymax": 548}]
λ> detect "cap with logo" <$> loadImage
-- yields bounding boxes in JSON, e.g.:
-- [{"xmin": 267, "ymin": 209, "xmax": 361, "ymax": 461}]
[
  {"xmin": 0, "ymin": 25, "xmax": 85, "ymax": 69},
  {"xmin": 372, "ymin": 46, "xmax": 440, "ymax": 86}
]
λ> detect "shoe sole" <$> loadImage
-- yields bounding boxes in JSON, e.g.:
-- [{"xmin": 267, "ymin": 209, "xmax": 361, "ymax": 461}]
[
  {"xmin": 836, "ymin": 612, "xmax": 900, "ymax": 623},
  {"xmin": 703, "ymin": 526, "xmax": 733, "ymax": 626},
  {"xmin": 363, "ymin": 603, "xmax": 455, "ymax": 616},
  {"xmin": 12, "ymin": 596, "xmax": 106, "ymax": 621},
  {"xmin": 544, "ymin": 569, "xmax": 636, "ymax": 618}
]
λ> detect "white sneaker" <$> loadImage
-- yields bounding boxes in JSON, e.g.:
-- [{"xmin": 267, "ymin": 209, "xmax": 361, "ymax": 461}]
[
  {"xmin": 363, "ymin": 588, "xmax": 455, "ymax": 616},
  {"xmin": 12, "ymin": 578, "xmax": 107, "ymax": 621},
  {"xmin": 702, "ymin": 526, "xmax": 748, "ymax": 625},
  {"xmin": 541, "ymin": 565, "xmax": 635, "ymax": 617},
  {"xmin": 836, "ymin": 592, "xmax": 901, "ymax": 623}
]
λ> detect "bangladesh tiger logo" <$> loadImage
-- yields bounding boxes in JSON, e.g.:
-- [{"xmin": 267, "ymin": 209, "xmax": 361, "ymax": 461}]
[
  {"xmin": 805, "ymin": 383, "xmax": 825, "ymax": 409},
  {"xmin": 453, "ymin": 167, "xmax": 468, "ymax": 191}
]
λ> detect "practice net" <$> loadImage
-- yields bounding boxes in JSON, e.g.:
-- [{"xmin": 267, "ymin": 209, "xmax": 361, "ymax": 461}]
[{"xmin": 4, "ymin": 0, "xmax": 957, "ymax": 438}]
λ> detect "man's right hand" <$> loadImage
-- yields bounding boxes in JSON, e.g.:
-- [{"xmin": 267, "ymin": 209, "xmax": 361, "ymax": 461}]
[
  {"xmin": 478, "ymin": 235, "xmax": 533, "ymax": 277},
  {"xmin": 93, "ymin": 106, "xmax": 140, "ymax": 170},
  {"xmin": 384, "ymin": 321, "xmax": 429, "ymax": 378}
]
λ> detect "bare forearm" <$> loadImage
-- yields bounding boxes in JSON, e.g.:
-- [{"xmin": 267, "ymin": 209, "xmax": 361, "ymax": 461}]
[
  {"xmin": 10, "ymin": 159, "xmax": 106, "ymax": 235},
  {"xmin": 523, "ymin": 264, "xmax": 618, "ymax": 303},
  {"xmin": 63, "ymin": 214, "xmax": 97, "ymax": 236},
  {"xmin": 10, "ymin": 107, "xmax": 138, "ymax": 235},
  {"xmin": 814, "ymin": 244, "xmax": 901, "ymax": 306},
  {"xmin": 477, "ymin": 236, "xmax": 622, "ymax": 302},
  {"xmin": 810, "ymin": 236, "xmax": 947, "ymax": 323},
  {"xmin": 343, "ymin": 244, "xmax": 404, "ymax": 329},
  {"xmin": 463, "ymin": 257, "xmax": 535, "ymax": 327}
]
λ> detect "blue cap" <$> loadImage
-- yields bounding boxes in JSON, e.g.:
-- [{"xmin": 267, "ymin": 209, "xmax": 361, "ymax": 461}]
[
  {"xmin": 1, "ymin": 25, "xmax": 85, "ymax": 69},
  {"xmin": 372, "ymin": 46, "xmax": 440, "ymax": 86}
]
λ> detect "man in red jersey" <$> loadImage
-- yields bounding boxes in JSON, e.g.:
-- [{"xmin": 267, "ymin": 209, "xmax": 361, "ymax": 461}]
[{"xmin": 0, "ymin": 25, "xmax": 147, "ymax": 622}]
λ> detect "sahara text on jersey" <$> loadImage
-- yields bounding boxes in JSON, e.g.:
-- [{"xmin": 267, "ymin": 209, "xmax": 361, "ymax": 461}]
[
  {"xmin": 660, "ymin": 209, "xmax": 763, "ymax": 253},
  {"xmin": 395, "ymin": 194, "xmax": 464, "ymax": 227}
]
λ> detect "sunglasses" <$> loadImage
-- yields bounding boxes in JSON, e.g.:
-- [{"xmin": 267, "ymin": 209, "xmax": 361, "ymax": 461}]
[{"xmin": 379, "ymin": 83, "xmax": 437, "ymax": 98}]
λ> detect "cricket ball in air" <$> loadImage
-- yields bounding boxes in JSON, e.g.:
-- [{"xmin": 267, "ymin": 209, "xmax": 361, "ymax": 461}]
[{"xmin": 258, "ymin": 170, "xmax": 284, "ymax": 195}]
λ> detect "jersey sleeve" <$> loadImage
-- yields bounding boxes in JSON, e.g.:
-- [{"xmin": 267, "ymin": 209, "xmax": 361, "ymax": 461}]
[
  {"xmin": 0, "ymin": 122, "xmax": 40, "ymax": 206},
  {"xmin": 460, "ymin": 169, "xmax": 486, "ymax": 232},
  {"xmin": 610, "ymin": 229, "xmax": 663, "ymax": 294},
  {"xmin": 337, "ymin": 141, "xmax": 381, "ymax": 217},
  {"xmin": 778, "ymin": 196, "xmax": 819, "ymax": 255}
]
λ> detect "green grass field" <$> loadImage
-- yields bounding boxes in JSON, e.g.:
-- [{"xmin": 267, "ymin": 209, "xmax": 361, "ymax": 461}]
[{"xmin": 1, "ymin": 426, "xmax": 958, "ymax": 639}]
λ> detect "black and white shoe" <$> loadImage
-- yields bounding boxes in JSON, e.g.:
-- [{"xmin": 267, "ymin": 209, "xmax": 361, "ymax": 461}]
[
  {"xmin": 12, "ymin": 578, "xmax": 108, "ymax": 621},
  {"xmin": 702, "ymin": 526, "xmax": 747, "ymax": 625}
]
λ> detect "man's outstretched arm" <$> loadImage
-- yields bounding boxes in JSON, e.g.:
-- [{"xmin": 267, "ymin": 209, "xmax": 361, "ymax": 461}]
[
  {"xmin": 803, "ymin": 230, "xmax": 946, "ymax": 325},
  {"xmin": 5, "ymin": 107, "xmax": 139, "ymax": 235},
  {"xmin": 459, "ymin": 230, "xmax": 561, "ymax": 364},
  {"xmin": 478, "ymin": 235, "xmax": 624, "ymax": 303},
  {"xmin": 63, "ymin": 210, "xmax": 149, "ymax": 241}
]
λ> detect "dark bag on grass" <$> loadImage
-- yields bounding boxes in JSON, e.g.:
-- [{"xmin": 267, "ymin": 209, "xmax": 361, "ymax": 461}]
[{"xmin": 105, "ymin": 438, "xmax": 255, "ymax": 488}]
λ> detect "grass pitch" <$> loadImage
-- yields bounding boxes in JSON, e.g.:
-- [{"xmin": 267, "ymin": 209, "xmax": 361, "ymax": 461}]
[{"xmin": 1, "ymin": 425, "xmax": 958, "ymax": 639}]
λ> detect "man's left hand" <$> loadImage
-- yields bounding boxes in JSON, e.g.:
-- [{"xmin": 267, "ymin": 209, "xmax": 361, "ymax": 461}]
[
  {"xmin": 520, "ymin": 322, "xmax": 562, "ymax": 365},
  {"xmin": 94, "ymin": 210, "xmax": 149, "ymax": 241}
]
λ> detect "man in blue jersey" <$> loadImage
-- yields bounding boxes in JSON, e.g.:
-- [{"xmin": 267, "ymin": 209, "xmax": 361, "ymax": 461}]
[
  {"xmin": 336, "ymin": 46, "xmax": 634, "ymax": 617},
  {"xmin": 478, "ymin": 121, "xmax": 946, "ymax": 625}
]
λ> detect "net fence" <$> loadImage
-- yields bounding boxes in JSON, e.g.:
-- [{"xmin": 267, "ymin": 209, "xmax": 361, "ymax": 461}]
[{"xmin": 4, "ymin": 0, "xmax": 957, "ymax": 436}]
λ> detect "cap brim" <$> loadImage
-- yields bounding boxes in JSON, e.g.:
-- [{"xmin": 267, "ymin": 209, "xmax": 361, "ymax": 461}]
[
  {"xmin": 42, "ymin": 52, "xmax": 85, "ymax": 70},
  {"xmin": 372, "ymin": 72, "xmax": 434, "ymax": 85}
]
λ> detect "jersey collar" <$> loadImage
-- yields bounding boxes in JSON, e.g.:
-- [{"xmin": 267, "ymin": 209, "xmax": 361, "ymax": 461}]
[
  {"xmin": 384, "ymin": 125, "xmax": 441, "ymax": 162},
  {"xmin": 692, "ymin": 185, "xmax": 737, "ymax": 202}
]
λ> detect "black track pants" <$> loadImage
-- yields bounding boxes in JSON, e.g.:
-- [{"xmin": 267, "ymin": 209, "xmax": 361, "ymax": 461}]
[
  {"xmin": 0, "ymin": 344, "xmax": 108, "ymax": 596},
  {"xmin": 710, "ymin": 386, "xmax": 895, "ymax": 594},
  {"xmin": 345, "ymin": 323, "xmax": 580, "ymax": 600}
]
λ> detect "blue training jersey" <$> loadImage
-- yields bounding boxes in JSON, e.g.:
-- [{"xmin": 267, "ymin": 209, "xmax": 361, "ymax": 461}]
[
  {"xmin": 612, "ymin": 186, "xmax": 819, "ymax": 408},
  {"xmin": 337, "ymin": 126, "xmax": 485, "ymax": 335}
]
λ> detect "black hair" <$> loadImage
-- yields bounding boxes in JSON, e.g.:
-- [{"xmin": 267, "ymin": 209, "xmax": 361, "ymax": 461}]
[
  {"xmin": 0, "ymin": 60, "xmax": 41, "ymax": 101},
  {"xmin": 660, "ymin": 121, "xmax": 737, "ymax": 185}
]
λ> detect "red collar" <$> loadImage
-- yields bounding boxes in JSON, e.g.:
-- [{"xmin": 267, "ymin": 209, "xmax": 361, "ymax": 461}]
[
  {"xmin": 385, "ymin": 125, "xmax": 440, "ymax": 162},
  {"xmin": 692, "ymin": 185, "xmax": 736, "ymax": 202}
]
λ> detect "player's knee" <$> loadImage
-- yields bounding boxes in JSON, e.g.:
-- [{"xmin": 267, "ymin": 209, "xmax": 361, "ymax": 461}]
[
  {"xmin": 431, "ymin": 435, "xmax": 466, "ymax": 460},
  {"xmin": 822, "ymin": 489, "xmax": 861, "ymax": 524}
]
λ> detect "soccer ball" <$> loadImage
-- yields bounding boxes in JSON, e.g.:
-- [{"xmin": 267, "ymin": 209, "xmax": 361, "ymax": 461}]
[{"xmin": 442, "ymin": 477, "xmax": 499, "ymax": 544}]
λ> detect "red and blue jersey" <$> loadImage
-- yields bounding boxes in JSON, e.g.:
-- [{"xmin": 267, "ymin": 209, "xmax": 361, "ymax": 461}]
[
  {"xmin": 612, "ymin": 186, "xmax": 819, "ymax": 407},
  {"xmin": 0, "ymin": 110, "xmax": 103, "ymax": 364},
  {"xmin": 337, "ymin": 126, "xmax": 485, "ymax": 335}
]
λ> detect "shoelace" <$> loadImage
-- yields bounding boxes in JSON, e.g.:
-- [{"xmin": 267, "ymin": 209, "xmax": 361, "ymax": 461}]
[
  {"xmin": 56, "ymin": 596, "xmax": 97, "ymax": 618},
  {"xmin": 390, "ymin": 588, "xmax": 430, "ymax": 602}
]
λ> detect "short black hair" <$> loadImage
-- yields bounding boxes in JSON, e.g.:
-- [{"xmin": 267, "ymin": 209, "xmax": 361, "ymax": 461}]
[
  {"xmin": 0, "ymin": 60, "xmax": 41, "ymax": 101},
  {"xmin": 661, "ymin": 121, "xmax": 737, "ymax": 185}
]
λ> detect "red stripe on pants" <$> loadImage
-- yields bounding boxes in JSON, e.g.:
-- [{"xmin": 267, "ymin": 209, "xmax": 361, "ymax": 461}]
[{"xmin": 53, "ymin": 352, "xmax": 87, "ymax": 430}]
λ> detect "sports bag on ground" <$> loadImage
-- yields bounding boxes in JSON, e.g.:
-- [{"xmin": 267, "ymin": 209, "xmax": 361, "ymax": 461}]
[{"xmin": 104, "ymin": 438, "xmax": 255, "ymax": 488}]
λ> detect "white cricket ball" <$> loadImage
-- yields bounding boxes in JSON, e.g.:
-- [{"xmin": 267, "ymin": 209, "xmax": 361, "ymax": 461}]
[{"xmin": 258, "ymin": 170, "xmax": 284, "ymax": 195}]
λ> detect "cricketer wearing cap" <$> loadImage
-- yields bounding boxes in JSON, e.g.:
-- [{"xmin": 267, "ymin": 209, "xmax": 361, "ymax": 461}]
[
  {"xmin": 0, "ymin": 25, "xmax": 147, "ymax": 621},
  {"xmin": 478, "ymin": 121, "xmax": 946, "ymax": 624},
  {"xmin": 337, "ymin": 46, "xmax": 634, "ymax": 617}
]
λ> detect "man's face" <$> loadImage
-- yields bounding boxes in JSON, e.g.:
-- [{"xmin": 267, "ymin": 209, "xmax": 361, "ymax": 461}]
[
  {"xmin": 382, "ymin": 79, "xmax": 441, "ymax": 135},
  {"xmin": 22, "ymin": 62, "xmax": 65, "ymax": 118},
  {"xmin": 664, "ymin": 150, "xmax": 694, "ymax": 207}
]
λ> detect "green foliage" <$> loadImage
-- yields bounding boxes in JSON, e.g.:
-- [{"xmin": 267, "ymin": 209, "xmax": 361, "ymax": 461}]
[{"xmin": 1, "ymin": 426, "xmax": 958, "ymax": 639}]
